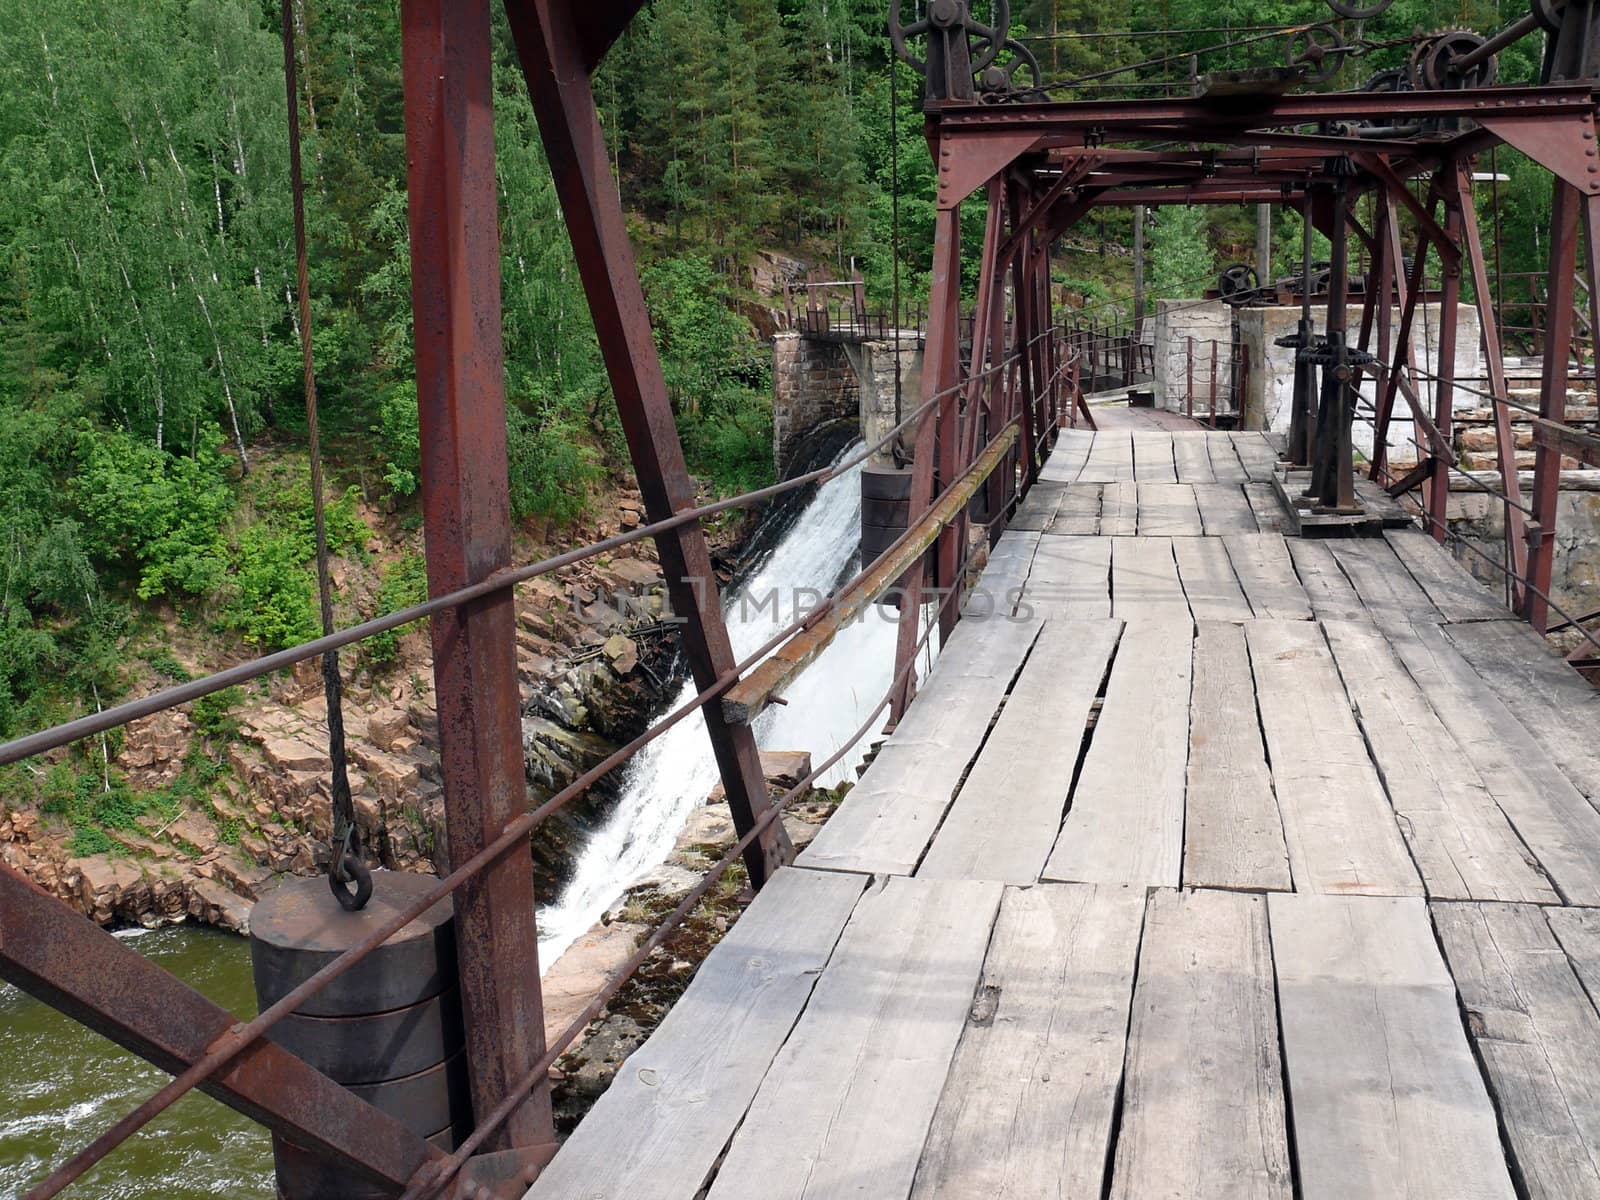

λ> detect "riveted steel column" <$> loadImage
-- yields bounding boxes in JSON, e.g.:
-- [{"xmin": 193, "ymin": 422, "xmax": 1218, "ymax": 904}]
[
  {"xmin": 1527, "ymin": 180, "xmax": 1582, "ymax": 629},
  {"xmin": 400, "ymin": 0, "xmax": 552, "ymax": 1150},
  {"xmin": 502, "ymin": 0, "xmax": 791, "ymax": 883}
]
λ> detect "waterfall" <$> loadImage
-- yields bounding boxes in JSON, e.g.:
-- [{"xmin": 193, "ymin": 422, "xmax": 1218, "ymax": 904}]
[{"xmin": 536, "ymin": 439, "xmax": 902, "ymax": 963}]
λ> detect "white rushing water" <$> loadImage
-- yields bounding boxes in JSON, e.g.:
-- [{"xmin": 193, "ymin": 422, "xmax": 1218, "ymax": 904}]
[{"xmin": 537, "ymin": 439, "xmax": 905, "ymax": 962}]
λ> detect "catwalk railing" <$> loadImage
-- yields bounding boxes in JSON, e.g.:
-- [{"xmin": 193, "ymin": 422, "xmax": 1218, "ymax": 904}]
[{"xmin": 0, "ymin": 328, "xmax": 1076, "ymax": 1200}]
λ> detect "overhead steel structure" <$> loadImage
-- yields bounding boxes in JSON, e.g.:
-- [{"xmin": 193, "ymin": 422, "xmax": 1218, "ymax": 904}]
[{"xmin": 5, "ymin": 0, "xmax": 1600, "ymax": 1197}]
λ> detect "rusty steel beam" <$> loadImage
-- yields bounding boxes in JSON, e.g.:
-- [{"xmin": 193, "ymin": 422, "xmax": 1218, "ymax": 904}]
[
  {"xmin": 1458, "ymin": 161, "xmax": 1529, "ymax": 598},
  {"xmin": 722, "ymin": 427, "xmax": 1019, "ymax": 726},
  {"xmin": 0, "ymin": 867, "xmax": 444, "ymax": 1196},
  {"xmin": 892, "ymin": 204, "xmax": 961, "ymax": 723},
  {"xmin": 927, "ymin": 84, "xmax": 1600, "ymax": 137},
  {"xmin": 400, "ymin": 0, "xmax": 552, "ymax": 1150},
  {"xmin": 1426, "ymin": 175, "xmax": 1465, "ymax": 541},
  {"xmin": 502, "ymin": 0, "xmax": 791, "ymax": 884},
  {"xmin": 1527, "ymin": 180, "xmax": 1583, "ymax": 629}
]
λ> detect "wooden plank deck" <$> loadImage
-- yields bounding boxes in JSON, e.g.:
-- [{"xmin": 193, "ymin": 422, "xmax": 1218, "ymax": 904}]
[{"xmin": 529, "ymin": 431, "xmax": 1600, "ymax": 1200}]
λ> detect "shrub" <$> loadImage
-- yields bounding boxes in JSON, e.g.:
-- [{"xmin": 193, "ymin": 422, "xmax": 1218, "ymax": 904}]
[
  {"xmin": 365, "ymin": 553, "xmax": 430, "ymax": 669},
  {"xmin": 227, "ymin": 528, "xmax": 319, "ymax": 650}
]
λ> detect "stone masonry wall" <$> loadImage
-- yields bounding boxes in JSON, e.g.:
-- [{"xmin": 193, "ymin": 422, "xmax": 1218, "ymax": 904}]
[
  {"xmin": 772, "ymin": 332, "xmax": 860, "ymax": 476},
  {"xmin": 1152, "ymin": 299, "xmax": 1234, "ymax": 416}
]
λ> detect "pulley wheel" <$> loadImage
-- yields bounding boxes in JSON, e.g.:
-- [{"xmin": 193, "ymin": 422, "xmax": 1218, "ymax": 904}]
[
  {"xmin": 1286, "ymin": 24, "xmax": 1347, "ymax": 84},
  {"xmin": 1410, "ymin": 30, "xmax": 1498, "ymax": 90}
]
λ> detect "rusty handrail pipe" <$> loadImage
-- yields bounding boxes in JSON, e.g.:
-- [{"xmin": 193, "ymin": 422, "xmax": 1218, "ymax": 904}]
[{"xmin": 723, "ymin": 423, "xmax": 1021, "ymax": 724}]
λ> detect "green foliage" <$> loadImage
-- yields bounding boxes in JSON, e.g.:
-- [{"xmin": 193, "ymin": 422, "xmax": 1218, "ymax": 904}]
[
  {"xmin": 227, "ymin": 527, "xmax": 318, "ymax": 650},
  {"xmin": 1146, "ymin": 207, "xmax": 1216, "ymax": 302},
  {"xmin": 191, "ymin": 686, "xmax": 244, "ymax": 741},
  {"xmin": 365, "ymin": 552, "xmax": 429, "ymax": 669},
  {"xmin": 67, "ymin": 825, "xmax": 116, "ymax": 857},
  {"xmin": 72, "ymin": 425, "xmax": 233, "ymax": 601},
  {"xmin": 642, "ymin": 255, "xmax": 774, "ymax": 494},
  {"xmin": 507, "ymin": 403, "xmax": 603, "ymax": 523},
  {"xmin": 374, "ymin": 381, "xmax": 421, "ymax": 496}
]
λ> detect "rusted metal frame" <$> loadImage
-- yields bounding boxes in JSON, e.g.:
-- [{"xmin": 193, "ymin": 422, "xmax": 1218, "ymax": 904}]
[
  {"xmin": 1352, "ymin": 152, "xmax": 1462, "ymax": 269},
  {"xmin": 1457, "ymin": 159, "xmax": 1529, "ymax": 600},
  {"xmin": 1355, "ymin": 194, "xmax": 1389, "ymax": 401},
  {"xmin": 1007, "ymin": 182, "xmax": 1038, "ymax": 489},
  {"xmin": 961, "ymin": 182, "xmax": 1006, "ymax": 466},
  {"xmin": 1, "ymin": 868, "xmax": 449, "ymax": 1200},
  {"xmin": 996, "ymin": 153, "xmax": 1099, "ymax": 265},
  {"xmin": 725, "ymin": 426, "xmax": 1019, "ymax": 725},
  {"xmin": 503, "ymin": 0, "xmax": 791, "ymax": 883},
  {"xmin": 1384, "ymin": 456, "xmax": 1436, "ymax": 497},
  {"xmin": 926, "ymin": 84, "xmax": 1600, "ymax": 135},
  {"xmin": 1372, "ymin": 179, "xmax": 1439, "ymax": 477},
  {"xmin": 401, "ymin": 0, "xmax": 551, "ymax": 1151},
  {"xmin": 892, "ymin": 203, "xmax": 962, "ymax": 722},
  {"xmin": 1526, "ymin": 181, "xmax": 1583, "ymax": 628},
  {"xmin": 1424, "ymin": 172, "xmax": 1466, "ymax": 542}
]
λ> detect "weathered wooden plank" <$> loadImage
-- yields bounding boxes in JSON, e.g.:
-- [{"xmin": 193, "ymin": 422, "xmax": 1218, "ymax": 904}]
[
  {"xmin": 1546, "ymin": 907, "xmax": 1600, "ymax": 1000},
  {"xmin": 1136, "ymin": 482, "xmax": 1204, "ymax": 536},
  {"xmin": 1172, "ymin": 537, "xmax": 1254, "ymax": 622},
  {"xmin": 705, "ymin": 876, "xmax": 1003, "ymax": 1200},
  {"xmin": 1193, "ymin": 482, "xmax": 1259, "ymax": 535},
  {"xmin": 1111, "ymin": 536, "xmax": 1192, "ymax": 624},
  {"xmin": 1110, "ymin": 890, "xmax": 1291, "ymax": 1200},
  {"xmin": 975, "ymin": 530, "xmax": 1039, "ymax": 617},
  {"xmin": 1010, "ymin": 481, "xmax": 1065, "ymax": 531},
  {"xmin": 527, "ymin": 868, "xmax": 866, "ymax": 1200},
  {"xmin": 1246, "ymin": 621, "xmax": 1422, "ymax": 896},
  {"xmin": 1224, "ymin": 533, "xmax": 1312, "ymax": 621},
  {"xmin": 1230, "ymin": 431, "xmax": 1280, "ymax": 481},
  {"xmin": 1270, "ymin": 893, "xmax": 1517, "ymax": 1200},
  {"xmin": 921, "ymin": 620, "xmax": 1121, "ymax": 884},
  {"xmin": 1435, "ymin": 902, "xmax": 1600, "ymax": 1200},
  {"xmin": 1385, "ymin": 529, "xmax": 1510, "ymax": 623},
  {"xmin": 1447, "ymin": 620, "xmax": 1600, "ymax": 803},
  {"xmin": 1242, "ymin": 481, "xmax": 1289, "ymax": 532},
  {"xmin": 1286, "ymin": 538, "xmax": 1367, "ymax": 621},
  {"xmin": 1044, "ymin": 619, "xmax": 1192, "ymax": 887},
  {"xmin": 1184, "ymin": 622, "xmax": 1291, "ymax": 890},
  {"xmin": 1098, "ymin": 479, "xmax": 1138, "ymax": 536},
  {"xmin": 1049, "ymin": 482, "xmax": 1102, "ymax": 536},
  {"xmin": 797, "ymin": 615, "xmax": 1042, "ymax": 876},
  {"xmin": 1133, "ymin": 430, "xmax": 1178, "ymax": 482},
  {"xmin": 1207, "ymin": 433, "xmax": 1251, "ymax": 484},
  {"xmin": 910, "ymin": 883, "xmax": 1144, "ymax": 1200},
  {"xmin": 1323, "ymin": 619, "xmax": 1556, "ymax": 903},
  {"xmin": 1020, "ymin": 535, "xmax": 1112, "ymax": 619},
  {"xmin": 1172, "ymin": 431, "xmax": 1216, "ymax": 483},
  {"xmin": 1326, "ymin": 539, "xmax": 1443, "ymax": 631},
  {"xmin": 1389, "ymin": 622, "xmax": 1600, "ymax": 905},
  {"xmin": 1079, "ymin": 430, "xmax": 1134, "ymax": 483},
  {"xmin": 1038, "ymin": 427, "xmax": 1094, "ymax": 483}
]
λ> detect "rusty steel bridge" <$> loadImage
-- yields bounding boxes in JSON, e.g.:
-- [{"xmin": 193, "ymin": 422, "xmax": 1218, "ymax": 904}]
[{"xmin": 13, "ymin": 0, "xmax": 1600, "ymax": 1196}]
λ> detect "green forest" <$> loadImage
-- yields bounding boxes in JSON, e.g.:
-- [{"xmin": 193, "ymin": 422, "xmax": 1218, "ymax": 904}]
[{"xmin": 0, "ymin": 0, "xmax": 1566, "ymax": 770}]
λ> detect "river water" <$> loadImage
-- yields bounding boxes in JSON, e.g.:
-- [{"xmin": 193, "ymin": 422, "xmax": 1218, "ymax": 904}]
[
  {"xmin": 0, "ymin": 437, "xmax": 905, "ymax": 1194},
  {"xmin": 0, "ymin": 925, "xmax": 274, "ymax": 1198}
]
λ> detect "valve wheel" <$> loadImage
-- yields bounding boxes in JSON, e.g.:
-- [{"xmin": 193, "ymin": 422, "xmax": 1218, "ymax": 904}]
[
  {"xmin": 1287, "ymin": 25, "xmax": 1348, "ymax": 84},
  {"xmin": 1218, "ymin": 263, "xmax": 1260, "ymax": 302}
]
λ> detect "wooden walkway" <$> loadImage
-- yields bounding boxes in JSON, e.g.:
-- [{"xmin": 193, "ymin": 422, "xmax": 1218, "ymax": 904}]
[{"xmin": 526, "ymin": 429, "xmax": 1600, "ymax": 1200}]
